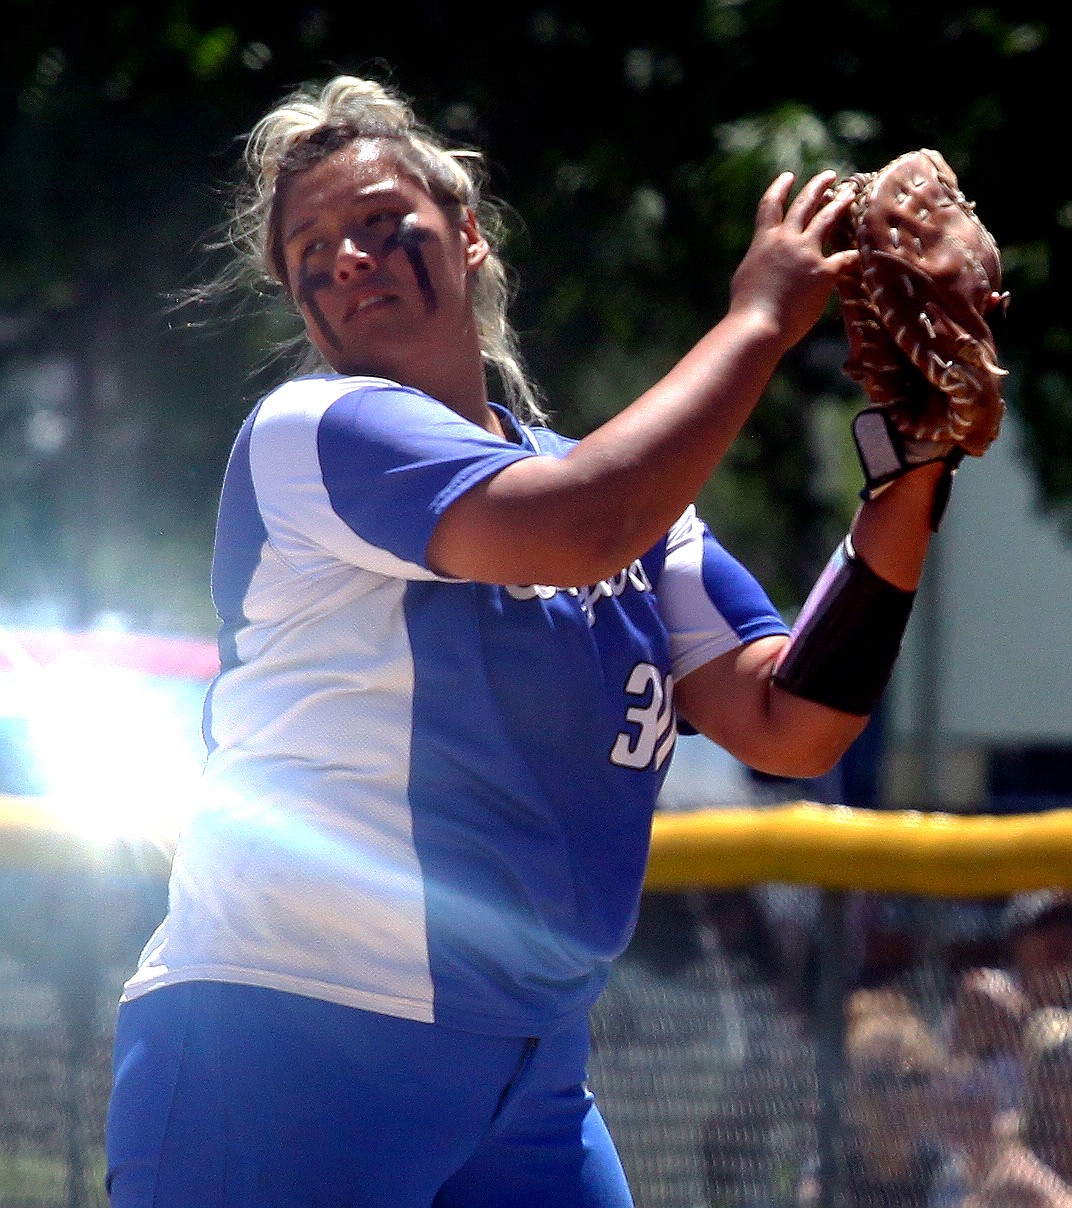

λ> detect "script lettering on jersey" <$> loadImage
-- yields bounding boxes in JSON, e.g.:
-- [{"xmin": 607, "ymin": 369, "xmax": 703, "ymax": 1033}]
[{"xmin": 504, "ymin": 559, "xmax": 653, "ymax": 626}]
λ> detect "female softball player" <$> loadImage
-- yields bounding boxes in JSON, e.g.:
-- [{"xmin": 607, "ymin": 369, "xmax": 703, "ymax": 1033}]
[{"xmin": 105, "ymin": 72, "xmax": 950, "ymax": 1207}]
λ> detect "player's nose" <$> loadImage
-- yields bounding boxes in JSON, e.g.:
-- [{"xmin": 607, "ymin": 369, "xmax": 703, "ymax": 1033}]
[{"xmin": 334, "ymin": 239, "xmax": 375, "ymax": 284}]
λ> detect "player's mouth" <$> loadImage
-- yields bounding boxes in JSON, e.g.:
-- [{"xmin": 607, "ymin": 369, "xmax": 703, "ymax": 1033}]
[{"xmin": 344, "ymin": 291, "xmax": 396, "ymax": 321}]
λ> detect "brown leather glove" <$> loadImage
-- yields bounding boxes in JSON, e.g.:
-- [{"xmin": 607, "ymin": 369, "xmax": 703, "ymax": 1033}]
[{"xmin": 831, "ymin": 148, "xmax": 1009, "ymax": 503}]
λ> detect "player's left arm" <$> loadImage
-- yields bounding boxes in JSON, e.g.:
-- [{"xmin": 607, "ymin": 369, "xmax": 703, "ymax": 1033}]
[
  {"xmin": 675, "ymin": 461, "xmax": 946, "ymax": 778},
  {"xmin": 674, "ymin": 635, "xmax": 865, "ymax": 779}
]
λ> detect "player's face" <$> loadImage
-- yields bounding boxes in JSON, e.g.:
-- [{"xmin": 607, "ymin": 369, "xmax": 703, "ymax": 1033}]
[{"xmin": 278, "ymin": 140, "xmax": 487, "ymax": 379}]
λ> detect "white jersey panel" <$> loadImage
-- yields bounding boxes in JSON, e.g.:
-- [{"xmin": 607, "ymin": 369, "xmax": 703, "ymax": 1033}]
[
  {"xmin": 126, "ymin": 562, "xmax": 439, "ymax": 1020},
  {"xmin": 658, "ymin": 506, "xmax": 787, "ymax": 680},
  {"xmin": 249, "ymin": 377, "xmax": 440, "ymax": 581}
]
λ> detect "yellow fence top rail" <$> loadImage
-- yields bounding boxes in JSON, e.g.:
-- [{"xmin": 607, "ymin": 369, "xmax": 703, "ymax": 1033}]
[
  {"xmin": 647, "ymin": 803, "xmax": 1072, "ymax": 896},
  {"xmin": 4, "ymin": 796, "xmax": 1072, "ymax": 896}
]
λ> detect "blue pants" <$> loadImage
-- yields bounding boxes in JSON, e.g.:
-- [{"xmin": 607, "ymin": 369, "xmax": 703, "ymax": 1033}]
[{"xmin": 106, "ymin": 982, "xmax": 634, "ymax": 1207}]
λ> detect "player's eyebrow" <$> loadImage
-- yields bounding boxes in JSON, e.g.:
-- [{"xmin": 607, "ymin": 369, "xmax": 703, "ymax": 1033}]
[
  {"xmin": 284, "ymin": 217, "xmax": 317, "ymax": 245},
  {"xmin": 283, "ymin": 181, "xmax": 409, "ymax": 246}
]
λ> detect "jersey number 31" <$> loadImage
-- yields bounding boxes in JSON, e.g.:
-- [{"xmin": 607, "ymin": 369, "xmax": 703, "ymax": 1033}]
[{"xmin": 610, "ymin": 662, "xmax": 675, "ymax": 772}]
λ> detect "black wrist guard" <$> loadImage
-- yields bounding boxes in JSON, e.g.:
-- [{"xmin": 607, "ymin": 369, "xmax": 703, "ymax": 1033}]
[
  {"xmin": 853, "ymin": 406, "xmax": 963, "ymax": 529},
  {"xmin": 771, "ymin": 536, "xmax": 916, "ymax": 716}
]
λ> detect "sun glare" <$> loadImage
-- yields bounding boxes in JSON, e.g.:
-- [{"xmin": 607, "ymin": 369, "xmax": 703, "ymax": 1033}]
[{"xmin": 20, "ymin": 655, "xmax": 208, "ymax": 848}]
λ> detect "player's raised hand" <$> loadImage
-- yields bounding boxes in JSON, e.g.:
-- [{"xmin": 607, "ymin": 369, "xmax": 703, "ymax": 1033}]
[{"xmin": 728, "ymin": 169, "xmax": 859, "ymax": 351}]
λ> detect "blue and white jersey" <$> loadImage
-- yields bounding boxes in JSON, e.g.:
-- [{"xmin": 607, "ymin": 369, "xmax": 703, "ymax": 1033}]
[{"xmin": 125, "ymin": 374, "xmax": 788, "ymax": 1035}]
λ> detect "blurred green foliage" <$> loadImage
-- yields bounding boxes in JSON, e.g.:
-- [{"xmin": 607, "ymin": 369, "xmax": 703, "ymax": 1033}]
[{"xmin": 1, "ymin": 1, "xmax": 1068, "ymax": 629}]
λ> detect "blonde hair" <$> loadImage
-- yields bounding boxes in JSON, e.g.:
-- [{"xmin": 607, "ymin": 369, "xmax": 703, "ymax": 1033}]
[
  {"xmin": 224, "ymin": 74, "xmax": 545, "ymax": 422},
  {"xmin": 1022, "ymin": 1008, "xmax": 1072, "ymax": 1152},
  {"xmin": 844, "ymin": 988, "xmax": 945, "ymax": 1073}
]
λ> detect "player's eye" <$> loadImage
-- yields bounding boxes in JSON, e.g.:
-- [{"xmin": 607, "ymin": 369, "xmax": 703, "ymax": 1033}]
[
  {"xmin": 290, "ymin": 239, "xmax": 324, "ymax": 272},
  {"xmin": 364, "ymin": 210, "xmax": 401, "ymax": 238}
]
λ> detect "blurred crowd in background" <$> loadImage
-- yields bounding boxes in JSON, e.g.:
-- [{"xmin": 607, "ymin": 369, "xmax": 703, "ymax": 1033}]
[{"xmin": 763, "ymin": 887, "xmax": 1072, "ymax": 1208}]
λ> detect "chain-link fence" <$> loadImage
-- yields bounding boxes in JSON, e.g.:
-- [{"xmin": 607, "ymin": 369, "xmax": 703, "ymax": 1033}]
[{"xmin": 4, "ymin": 808, "xmax": 1072, "ymax": 1208}]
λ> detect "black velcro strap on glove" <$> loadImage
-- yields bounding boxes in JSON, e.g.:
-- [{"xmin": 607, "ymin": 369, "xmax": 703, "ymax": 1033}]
[{"xmin": 853, "ymin": 406, "xmax": 963, "ymax": 529}]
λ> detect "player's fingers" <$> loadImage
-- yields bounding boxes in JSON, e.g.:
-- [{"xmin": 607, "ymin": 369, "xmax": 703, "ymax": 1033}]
[
  {"xmin": 784, "ymin": 169, "xmax": 840, "ymax": 228},
  {"xmin": 805, "ymin": 185, "xmax": 858, "ymax": 248},
  {"xmin": 754, "ymin": 171, "xmax": 796, "ymax": 227},
  {"xmin": 828, "ymin": 248, "xmax": 860, "ymax": 278}
]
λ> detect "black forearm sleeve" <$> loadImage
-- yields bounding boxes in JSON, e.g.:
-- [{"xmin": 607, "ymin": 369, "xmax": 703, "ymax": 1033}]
[{"xmin": 771, "ymin": 537, "xmax": 916, "ymax": 716}]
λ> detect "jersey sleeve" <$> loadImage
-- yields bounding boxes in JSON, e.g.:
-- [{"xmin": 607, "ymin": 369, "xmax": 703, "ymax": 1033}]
[
  {"xmin": 249, "ymin": 377, "xmax": 536, "ymax": 575},
  {"xmin": 656, "ymin": 506, "xmax": 789, "ymax": 680}
]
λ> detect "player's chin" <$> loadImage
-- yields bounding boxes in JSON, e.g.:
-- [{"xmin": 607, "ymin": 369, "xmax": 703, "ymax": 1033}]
[
  {"xmin": 325, "ymin": 348, "xmax": 408, "ymax": 383},
  {"xmin": 314, "ymin": 334, "xmax": 382, "ymax": 377},
  {"xmin": 327, "ymin": 328, "xmax": 426, "ymax": 382}
]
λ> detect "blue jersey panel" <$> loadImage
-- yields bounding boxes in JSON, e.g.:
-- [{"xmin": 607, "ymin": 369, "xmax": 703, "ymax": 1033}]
[
  {"xmin": 403, "ymin": 561, "xmax": 675, "ymax": 1033},
  {"xmin": 316, "ymin": 384, "xmax": 535, "ymax": 568},
  {"xmin": 210, "ymin": 404, "xmax": 269, "ymax": 663},
  {"xmin": 205, "ymin": 405, "xmax": 268, "ymax": 753},
  {"xmin": 698, "ymin": 525, "xmax": 789, "ymax": 645}
]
